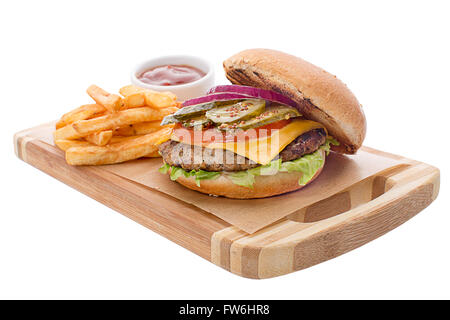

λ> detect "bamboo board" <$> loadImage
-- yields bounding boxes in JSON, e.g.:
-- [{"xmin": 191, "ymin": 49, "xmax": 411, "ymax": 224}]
[{"xmin": 14, "ymin": 123, "xmax": 440, "ymax": 279}]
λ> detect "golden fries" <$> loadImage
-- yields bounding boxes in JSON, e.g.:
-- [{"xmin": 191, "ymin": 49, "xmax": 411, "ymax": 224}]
[
  {"xmin": 122, "ymin": 92, "xmax": 146, "ymax": 109},
  {"xmin": 119, "ymin": 84, "xmax": 145, "ymax": 97},
  {"xmin": 54, "ymin": 123, "xmax": 83, "ymax": 140},
  {"xmin": 143, "ymin": 150, "xmax": 161, "ymax": 158},
  {"xmin": 109, "ymin": 135, "xmax": 142, "ymax": 144},
  {"xmin": 55, "ymin": 107, "xmax": 159, "ymax": 140},
  {"xmin": 85, "ymin": 130, "xmax": 113, "ymax": 146},
  {"xmin": 65, "ymin": 127, "xmax": 172, "ymax": 165},
  {"xmin": 56, "ymin": 104, "xmax": 106, "ymax": 129},
  {"xmin": 87, "ymin": 85, "xmax": 122, "ymax": 113},
  {"xmin": 54, "ymin": 139, "xmax": 93, "ymax": 151},
  {"xmin": 54, "ymin": 84, "xmax": 179, "ymax": 165},
  {"xmin": 144, "ymin": 91, "xmax": 176, "ymax": 109},
  {"xmin": 114, "ymin": 121, "xmax": 173, "ymax": 136},
  {"xmin": 119, "ymin": 84, "xmax": 176, "ymax": 109},
  {"xmin": 72, "ymin": 107, "xmax": 175, "ymax": 137}
]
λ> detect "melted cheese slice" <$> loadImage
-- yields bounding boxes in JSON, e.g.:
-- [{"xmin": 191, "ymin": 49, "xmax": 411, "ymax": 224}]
[{"xmin": 171, "ymin": 119, "xmax": 326, "ymax": 165}]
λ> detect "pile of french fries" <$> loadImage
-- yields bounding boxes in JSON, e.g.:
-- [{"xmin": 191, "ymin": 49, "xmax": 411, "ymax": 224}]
[{"xmin": 54, "ymin": 84, "xmax": 179, "ymax": 165}]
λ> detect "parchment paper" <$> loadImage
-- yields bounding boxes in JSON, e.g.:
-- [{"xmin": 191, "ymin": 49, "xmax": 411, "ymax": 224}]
[{"xmin": 101, "ymin": 149, "xmax": 403, "ymax": 234}]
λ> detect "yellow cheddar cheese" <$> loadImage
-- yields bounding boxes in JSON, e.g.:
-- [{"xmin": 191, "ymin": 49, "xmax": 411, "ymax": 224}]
[{"xmin": 171, "ymin": 119, "xmax": 326, "ymax": 165}]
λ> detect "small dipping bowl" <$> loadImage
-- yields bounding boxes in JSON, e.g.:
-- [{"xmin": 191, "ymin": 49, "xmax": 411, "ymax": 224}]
[{"xmin": 130, "ymin": 55, "xmax": 215, "ymax": 101}]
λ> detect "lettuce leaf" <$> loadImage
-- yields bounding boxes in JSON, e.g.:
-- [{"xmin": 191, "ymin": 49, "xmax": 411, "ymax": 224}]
[
  {"xmin": 158, "ymin": 163, "xmax": 170, "ymax": 174},
  {"xmin": 249, "ymin": 159, "xmax": 282, "ymax": 176},
  {"xmin": 159, "ymin": 164, "xmax": 221, "ymax": 186},
  {"xmin": 227, "ymin": 171, "xmax": 256, "ymax": 188},
  {"xmin": 280, "ymin": 151, "xmax": 325, "ymax": 185},
  {"xmin": 192, "ymin": 170, "xmax": 220, "ymax": 187},
  {"xmin": 169, "ymin": 166, "xmax": 189, "ymax": 181},
  {"xmin": 322, "ymin": 136, "xmax": 339, "ymax": 155},
  {"xmin": 159, "ymin": 136, "xmax": 338, "ymax": 188}
]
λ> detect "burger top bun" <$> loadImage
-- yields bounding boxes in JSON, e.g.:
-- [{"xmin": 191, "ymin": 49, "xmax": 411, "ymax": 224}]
[{"xmin": 223, "ymin": 49, "xmax": 366, "ymax": 154}]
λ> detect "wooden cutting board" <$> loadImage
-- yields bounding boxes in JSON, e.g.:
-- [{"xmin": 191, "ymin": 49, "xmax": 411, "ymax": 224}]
[{"xmin": 14, "ymin": 123, "xmax": 440, "ymax": 279}]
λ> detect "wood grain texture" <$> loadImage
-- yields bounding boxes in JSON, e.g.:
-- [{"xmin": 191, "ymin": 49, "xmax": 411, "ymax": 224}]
[
  {"xmin": 14, "ymin": 124, "xmax": 229, "ymax": 261},
  {"xmin": 14, "ymin": 123, "xmax": 440, "ymax": 278}
]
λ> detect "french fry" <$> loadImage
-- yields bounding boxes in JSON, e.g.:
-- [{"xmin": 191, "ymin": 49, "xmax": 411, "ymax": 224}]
[
  {"xmin": 112, "ymin": 125, "xmax": 134, "ymax": 137},
  {"xmin": 56, "ymin": 136, "xmax": 160, "ymax": 155},
  {"xmin": 119, "ymin": 84, "xmax": 145, "ymax": 97},
  {"xmin": 133, "ymin": 121, "xmax": 167, "ymax": 134},
  {"xmin": 143, "ymin": 150, "xmax": 161, "ymax": 158},
  {"xmin": 55, "ymin": 139, "xmax": 93, "ymax": 151},
  {"xmin": 87, "ymin": 85, "xmax": 122, "ymax": 113},
  {"xmin": 119, "ymin": 84, "xmax": 176, "ymax": 98},
  {"xmin": 85, "ymin": 130, "xmax": 113, "ymax": 146},
  {"xmin": 69, "ymin": 107, "xmax": 177, "ymax": 138},
  {"xmin": 119, "ymin": 84, "xmax": 177, "ymax": 108},
  {"xmin": 55, "ymin": 107, "xmax": 164, "ymax": 140},
  {"xmin": 122, "ymin": 92, "xmax": 146, "ymax": 109},
  {"xmin": 160, "ymin": 106, "xmax": 179, "ymax": 115},
  {"xmin": 56, "ymin": 104, "xmax": 106, "ymax": 129},
  {"xmin": 55, "ymin": 84, "xmax": 178, "ymax": 166},
  {"xmin": 54, "ymin": 123, "xmax": 83, "ymax": 140},
  {"xmin": 65, "ymin": 127, "xmax": 172, "ymax": 165},
  {"xmin": 162, "ymin": 91, "xmax": 176, "ymax": 100},
  {"xmin": 144, "ymin": 91, "xmax": 176, "ymax": 109},
  {"xmin": 109, "ymin": 135, "xmax": 142, "ymax": 144},
  {"xmin": 114, "ymin": 121, "xmax": 172, "ymax": 136}
]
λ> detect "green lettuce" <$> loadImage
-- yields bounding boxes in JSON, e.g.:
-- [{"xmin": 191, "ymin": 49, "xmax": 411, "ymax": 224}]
[
  {"xmin": 192, "ymin": 170, "xmax": 221, "ymax": 186},
  {"xmin": 158, "ymin": 163, "xmax": 170, "ymax": 174},
  {"xmin": 227, "ymin": 170, "xmax": 256, "ymax": 188},
  {"xmin": 169, "ymin": 166, "xmax": 189, "ymax": 181},
  {"xmin": 159, "ymin": 137, "xmax": 339, "ymax": 188},
  {"xmin": 159, "ymin": 163, "xmax": 220, "ymax": 187},
  {"xmin": 280, "ymin": 150, "xmax": 325, "ymax": 185}
]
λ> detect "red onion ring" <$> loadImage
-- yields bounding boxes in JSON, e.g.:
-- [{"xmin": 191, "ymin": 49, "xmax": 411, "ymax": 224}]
[
  {"xmin": 182, "ymin": 93, "xmax": 252, "ymax": 107},
  {"xmin": 206, "ymin": 85, "xmax": 298, "ymax": 108}
]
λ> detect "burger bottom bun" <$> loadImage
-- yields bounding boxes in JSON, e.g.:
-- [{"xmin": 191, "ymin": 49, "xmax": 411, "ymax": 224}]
[{"xmin": 174, "ymin": 151, "xmax": 326, "ymax": 199}]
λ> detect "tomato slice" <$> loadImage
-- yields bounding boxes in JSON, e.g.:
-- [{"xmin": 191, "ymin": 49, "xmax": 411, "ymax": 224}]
[{"xmin": 172, "ymin": 119, "xmax": 291, "ymax": 144}]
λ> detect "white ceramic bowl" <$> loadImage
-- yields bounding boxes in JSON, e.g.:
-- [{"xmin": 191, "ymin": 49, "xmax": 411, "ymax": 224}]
[{"xmin": 130, "ymin": 55, "xmax": 215, "ymax": 101}]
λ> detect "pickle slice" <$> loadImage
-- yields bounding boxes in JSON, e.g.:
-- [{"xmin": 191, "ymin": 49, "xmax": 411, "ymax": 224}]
[
  {"xmin": 172, "ymin": 102, "xmax": 216, "ymax": 121},
  {"xmin": 206, "ymin": 99, "xmax": 265, "ymax": 124},
  {"xmin": 181, "ymin": 115, "xmax": 212, "ymax": 129},
  {"xmin": 160, "ymin": 114, "xmax": 178, "ymax": 126},
  {"xmin": 219, "ymin": 105, "xmax": 301, "ymax": 131},
  {"xmin": 214, "ymin": 99, "xmax": 241, "ymax": 107}
]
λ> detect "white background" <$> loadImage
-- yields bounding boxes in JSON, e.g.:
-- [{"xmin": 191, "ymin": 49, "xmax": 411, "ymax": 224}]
[{"xmin": 1, "ymin": 0, "xmax": 449, "ymax": 299}]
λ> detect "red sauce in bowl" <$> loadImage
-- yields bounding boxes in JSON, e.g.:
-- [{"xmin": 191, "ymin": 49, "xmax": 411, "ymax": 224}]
[{"xmin": 138, "ymin": 64, "xmax": 206, "ymax": 86}]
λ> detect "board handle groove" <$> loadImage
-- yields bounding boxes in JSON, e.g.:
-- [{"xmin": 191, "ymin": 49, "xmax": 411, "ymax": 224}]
[{"xmin": 212, "ymin": 162, "xmax": 440, "ymax": 278}]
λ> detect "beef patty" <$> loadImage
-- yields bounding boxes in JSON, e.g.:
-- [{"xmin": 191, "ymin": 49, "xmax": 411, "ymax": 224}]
[
  {"xmin": 158, "ymin": 128, "xmax": 327, "ymax": 172},
  {"xmin": 279, "ymin": 128, "xmax": 327, "ymax": 161}
]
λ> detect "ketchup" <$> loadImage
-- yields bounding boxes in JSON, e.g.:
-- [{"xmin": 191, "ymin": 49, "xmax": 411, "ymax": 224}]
[{"xmin": 138, "ymin": 64, "xmax": 205, "ymax": 86}]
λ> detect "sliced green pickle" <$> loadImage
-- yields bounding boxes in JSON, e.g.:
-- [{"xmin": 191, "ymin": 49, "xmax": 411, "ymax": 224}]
[
  {"xmin": 160, "ymin": 114, "xmax": 178, "ymax": 126},
  {"xmin": 206, "ymin": 99, "xmax": 265, "ymax": 124},
  {"xmin": 181, "ymin": 115, "xmax": 212, "ymax": 129},
  {"xmin": 220, "ymin": 105, "xmax": 301, "ymax": 130},
  {"xmin": 214, "ymin": 99, "xmax": 241, "ymax": 107},
  {"xmin": 172, "ymin": 102, "xmax": 216, "ymax": 120}
]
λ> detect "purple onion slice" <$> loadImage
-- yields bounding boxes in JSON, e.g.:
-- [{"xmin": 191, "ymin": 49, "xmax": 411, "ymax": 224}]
[
  {"xmin": 206, "ymin": 85, "xmax": 297, "ymax": 108},
  {"xmin": 182, "ymin": 93, "xmax": 252, "ymax": 107}
]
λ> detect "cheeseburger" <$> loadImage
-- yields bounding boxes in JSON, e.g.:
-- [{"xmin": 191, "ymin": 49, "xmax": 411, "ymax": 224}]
[{"xmin": 158, "ymin": 49, "xmax": 366, "ymax": 199}]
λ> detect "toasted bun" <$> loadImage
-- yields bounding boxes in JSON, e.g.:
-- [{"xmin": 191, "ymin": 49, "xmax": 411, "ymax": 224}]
[
  {"xmin": 174, "ymin": 150, "xmax": 325, "ymax": 199},
  {"xmin": 223, "ymin": 49, "xmax": 366, "ymax": 154}
]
